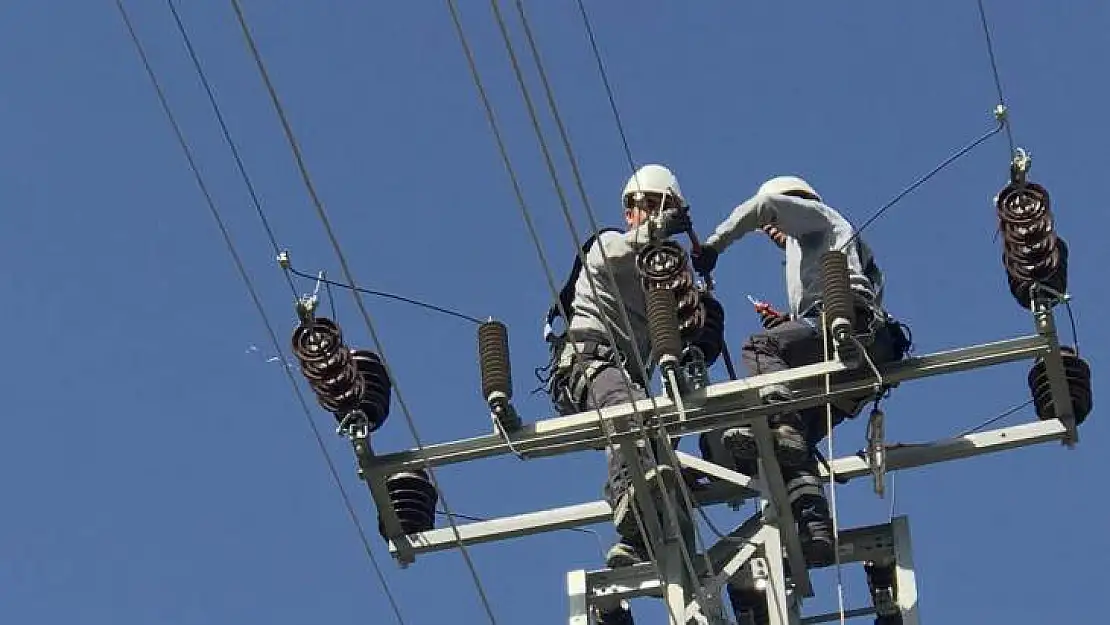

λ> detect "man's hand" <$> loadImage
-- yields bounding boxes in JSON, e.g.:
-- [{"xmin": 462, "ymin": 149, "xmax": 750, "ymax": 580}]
[
  {"xmin": 651, "ymin": 207, "xmax": 692, "ymax": 240},
  {"xmin": 691, "ymin": 244, "xmax": 718, "ymax": 275}
]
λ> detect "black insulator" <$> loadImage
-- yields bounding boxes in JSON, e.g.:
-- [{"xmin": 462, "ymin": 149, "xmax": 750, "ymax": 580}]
[
  {"xmin": 692, "ymin": 294, "xmax": 725, "ymax": 365},
  {"xmin": 477, "ymin": 320, "xmax": 512, "ymax": 402},
  {"xmin": 646, "ymin": 287, "xmax": 683, "ymax": 365},
  {"xmin": 996, "ymin": 181, "xmax": 1069, "ymax": 308},
  {"xmin": 291, "ymin": 316, "xmax": 370, "ymax": 419},
  {"xmin": 1027, "ymin": 345, "xmax": 1092, "ymax": 426},
  {"xmin": 1007, "ymin": 236, "xmax": 1069, "ymax": 309},
  {"xmin": 377, "ymin": 469, "xmax": 438, "ymax": 539},
  {"xmin": 820, "ymin": 250, "xmax": 855, "ymax": 332},
  {"xmin": 676, "ymin": 282, "xmax": 703, "ymax": 339},
  {"xmin": 636, "ymin": 241, "xmax": 688, "ymax": 288},
  {"xmin": 351, "ymin": 350, "xmax": 391, "ymax": 433}
]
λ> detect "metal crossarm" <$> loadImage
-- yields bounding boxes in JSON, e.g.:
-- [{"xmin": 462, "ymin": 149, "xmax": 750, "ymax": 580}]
[{"xmin": 364, "ymin": 334, "xmax": 1050, "ymax": 476}]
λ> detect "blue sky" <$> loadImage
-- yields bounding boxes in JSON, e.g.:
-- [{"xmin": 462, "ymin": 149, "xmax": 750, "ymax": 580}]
[{"xmin": 2, "ymin": 1, "xmax": 1108, "ymax": 623}]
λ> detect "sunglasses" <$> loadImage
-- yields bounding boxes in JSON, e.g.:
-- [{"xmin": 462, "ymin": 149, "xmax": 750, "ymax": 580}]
[{"xmin": 624, "ymin": 191, "xmax": 684, "ymax": 213}]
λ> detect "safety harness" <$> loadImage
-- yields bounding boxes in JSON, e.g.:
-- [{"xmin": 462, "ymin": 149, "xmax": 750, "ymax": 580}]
[{"xmin": 536, "ymin": 227, "xmax": 639, "ymax": 413}]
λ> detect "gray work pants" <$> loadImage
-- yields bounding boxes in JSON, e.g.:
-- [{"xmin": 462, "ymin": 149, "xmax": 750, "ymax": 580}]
[
  {"xmin": 739, "ymin": 315, "xmax": 906, "ymax": 511},
  {"xmin": 741, "ymin": 315, "xmax": 904, "ymax": 446},
  {"xmin": 555, "ymin": 363, "xmax": 676, "ymax": 544}
]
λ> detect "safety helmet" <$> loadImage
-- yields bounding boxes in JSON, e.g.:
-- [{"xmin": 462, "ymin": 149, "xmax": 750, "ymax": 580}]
[
  {"xmin": 757, "ymin": 175, "xmax": 822, "ymax": 202},
  {"xmin": 622, "ymin": 164, "xmax": 685, "ymax": 210}
]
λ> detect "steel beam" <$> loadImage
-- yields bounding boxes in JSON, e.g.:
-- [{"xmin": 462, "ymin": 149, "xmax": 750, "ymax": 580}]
[
  {"xmin": 368, "ymin": 334, "xmax": 1049, "ymax": 475},
  {"xmin": 389, "ymin": 418, "xmax": 1066, "ymax": 556}
]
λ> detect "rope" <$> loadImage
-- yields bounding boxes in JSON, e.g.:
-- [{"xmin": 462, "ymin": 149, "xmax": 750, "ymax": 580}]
[
  {"xmin": 819, "ymin": 312, "xmax": 847, "ymax": 625},
  {"xmin": 114, "ymin": 3, "xmax": 405, "ymax": 622},
  {"xmin": 226, "ymin": 1, "xmax": 499, "ymax": 622}
]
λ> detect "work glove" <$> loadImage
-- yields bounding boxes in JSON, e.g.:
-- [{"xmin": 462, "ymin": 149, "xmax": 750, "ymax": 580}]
[
  {"xmin": 650, "ymin": 207, "xmax": 692, "ymax": 240},
  {"xmin": 691, "ymin": 245, "xmax": 718, "ymax": 275}
]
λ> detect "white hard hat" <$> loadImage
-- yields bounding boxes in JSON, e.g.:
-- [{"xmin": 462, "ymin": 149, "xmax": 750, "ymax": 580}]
[
  {"xmin": 622, "ymin": 164, "xmax": 685, "ymax": 206},
  {"xmin": 758, "ymin": 175, "xmax": 822, "ymax": 202}
]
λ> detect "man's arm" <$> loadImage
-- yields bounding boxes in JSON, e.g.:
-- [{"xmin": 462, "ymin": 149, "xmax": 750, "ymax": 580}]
[
  {"xmin": 705, "ymin": 193, "xmax": 854, "ymax": 252},
  {"xmin": 587, "ymin": 222, "xmax": 653, "ymax": 271}
]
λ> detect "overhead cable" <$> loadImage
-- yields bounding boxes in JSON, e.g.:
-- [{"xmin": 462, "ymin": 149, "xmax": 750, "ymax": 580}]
[
  {"xmin": 506, "ymin": 0, "xmax": 718, "ymax": 600},
  {"xmin": 114, "ymin": 2, "xmax": 405, "ymax": 623},
  {"xmin": 225, "ymin": 1, "xmax": 499, "ymax": 622}
]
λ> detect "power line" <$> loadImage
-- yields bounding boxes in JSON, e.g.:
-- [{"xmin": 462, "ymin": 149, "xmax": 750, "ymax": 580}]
[
  {"xmin": 164, "ymin": 0, "xmax": 298, "ymax": 302},
  {"xmin": 285, "ymin": 266, "xmax": 484, "ymax": 325},
  {"xmin": 574, "ymin": 0, "xmax": 636, "ymax": 176},
  {"xmin": 225, "ymin": 1, "xmax": 499, "ymax": 622},
  {"xmin": 955, "ymin": 399, "xmax": 1033, "ymax": 437},
  {"xmin": 504, "ymin": 0, "xmax": 717, "ymax": 600},
  {"xmin": 975, "ymin": 0, "xmax": 1016, "ymax": 156},
  {"xmin": 439, "ymin": 0, "xmax": 699, "ymax": 618},
  {"xmin": 841, "ymin": 121, "xmax": 1004, "ymax": 251},
  {"xmin": 113, "ymin": 2, "xmax": 406, "ymax": 623}
]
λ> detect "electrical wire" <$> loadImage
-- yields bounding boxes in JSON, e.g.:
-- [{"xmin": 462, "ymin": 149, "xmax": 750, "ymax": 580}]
[
  {"xmin": 113, "ymin": 3, "xmax": 405, "ymax": 622},
  {"xmin": 164, "ymin": 0, "xmax": 298, "ymax": 302},
  {"xmin": 507, "ymin": 0, "xmax": 723, "ymax": 602},
  {"xmin": 574, "ymin": 0, "xmax": 636, "ymax": 176},
  {"xmin": 840, "ymin": 121, "xmax": 1004, "ymax": 252},
  {"xmin": 225, "ymin": 1, "xmax": 499, "ymax": 622},
  {"xmin": 489, "ymin": 0, "xmax": 711, "ymax": 606},
  {"xmin": 975, "ymin": 0, "xmax": 1016, "ymax": 156},
  {"xmin": 955, "ymin": 398, "xmax": 1033, "ymax": 437},
  {"xmin": 445, "ymin": 2, "xmax": 691, "ymax": 623},
  {"xmin": 283, "ymin": 265, "xmax": 484, "ymax": 325}
]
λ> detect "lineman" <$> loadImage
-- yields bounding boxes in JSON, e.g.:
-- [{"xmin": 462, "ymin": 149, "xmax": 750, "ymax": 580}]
[
  {"xmin": 692, "ymin": 175, "xmax": 911, "ymax": 565},
  {"xmin": 543, "ymin": 164, "xmax": 695, "ymax": 570}
]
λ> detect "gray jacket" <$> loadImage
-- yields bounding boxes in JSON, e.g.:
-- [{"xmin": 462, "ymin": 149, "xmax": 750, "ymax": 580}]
[
  {"xmin": 566, "ymin": 222, "xmax": 656, "ymax": 372},
  {"xmin": 704, "ymin": 193, "xmax": 884, "ymax": 317}
]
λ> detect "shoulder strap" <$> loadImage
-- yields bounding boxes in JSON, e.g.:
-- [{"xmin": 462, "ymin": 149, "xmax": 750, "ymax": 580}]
[{"xmin": 544, "ymin": 228, "xmax": 622, "ymax": 342}]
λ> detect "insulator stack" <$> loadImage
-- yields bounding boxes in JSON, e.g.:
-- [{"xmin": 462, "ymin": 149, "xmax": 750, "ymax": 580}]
[
  {"xmin": 377, "ymin": 469, "xmax": 438, "ymax": 539},
  {"xmin": 478, "ymin": 320, "xmax": 512, "ymax": 403},
  {"xmin": 646, "ymin": 287, "xmax": 683, "ymax": 366},
  {"xmin": 820, "ymin": 250, "xmax": 855, "ymax": 338},
  {"xmin": 636, "ymin": 240, "xmax": 688, "ymax": 289},
  {"xmin": 636, "ymin": 240, "xmax": 706, "ymax": 342},
  {"xmin": 996, "ymin": 180, "xmax": 1069, "ymax": 308},
  {"xmin": 292, "ymin": 317, "xmax": 366, "ymax": 417},
  {"xmin": 477, "ymin": 319, "xmax": 520, "ymax": 432},
  {"xmin": 350, "ymin": 350, "xmax": 391, "ymax": 433},
  {"xmin": 690, "ymin": 293, "xmax": 725, "ymax": 365},
  {"xmin": 1028, "ymin": 345, "xmax": 1092, "ymax": 426}
]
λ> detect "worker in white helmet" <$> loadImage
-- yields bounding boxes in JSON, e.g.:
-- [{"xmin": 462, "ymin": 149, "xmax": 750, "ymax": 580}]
[
  {"xmin": 692, "ymin": 175, "xmax": 912, "ymax": 567},
  {"xmin": 541, "ymin": 164, "xmax": 695, "ymax": 574}
]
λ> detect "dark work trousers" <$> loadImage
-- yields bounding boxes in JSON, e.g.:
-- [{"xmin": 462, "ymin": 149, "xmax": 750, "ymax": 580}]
[
  {"xmin": 555, "ymin": 362, "xmax": 678, "ymax": 545},
  {"xmin": 740, "ymin": 315, "xmax": 904, "ymax": 509},
  {"xmin": 741, "ymin": 316, "xmax": 902, "ymax": 444}
]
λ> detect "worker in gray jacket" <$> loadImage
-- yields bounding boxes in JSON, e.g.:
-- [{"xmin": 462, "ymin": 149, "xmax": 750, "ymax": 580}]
[
  {"xmin": 692, "ymin": 175, "xmax": 911, "ymax": 566},
  {"xmin": 543, "ymin": 164, "xmax": 695, "ymax": 571}
]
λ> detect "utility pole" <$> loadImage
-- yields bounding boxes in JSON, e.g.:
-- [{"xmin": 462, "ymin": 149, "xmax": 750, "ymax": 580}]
[{"xmin": 293, "ymin": 158, "xmax": 1091, "ymax": 623}]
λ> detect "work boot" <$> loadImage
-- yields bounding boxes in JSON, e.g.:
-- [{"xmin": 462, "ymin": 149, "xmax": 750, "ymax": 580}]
[
  {"xmin": 605, "ymin": 537, "xmax": 648, "ymax": 568},
  {"xmin": 793, "ymin": 493, "xmax": 836, "ymax": 568},
  {"xmin": 722, "ymin": 412, "xmax": 809, "ymax": 470},
  {"xmin": 596, "ymin": 603, "xmax": 635, "ymax": 625}
]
